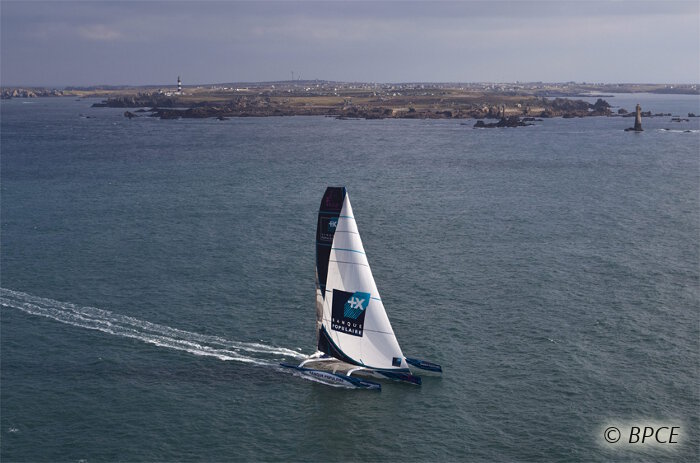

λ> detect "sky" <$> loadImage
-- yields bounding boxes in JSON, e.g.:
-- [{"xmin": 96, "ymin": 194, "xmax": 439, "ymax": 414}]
[{"xmin": 1, "ymin": 0, "xmax": 699, "ymax": 86}]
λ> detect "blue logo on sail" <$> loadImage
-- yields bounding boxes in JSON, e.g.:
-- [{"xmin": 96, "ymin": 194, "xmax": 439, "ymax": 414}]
[
  {"xmin": 331, "ymin": 289, "xmax": 369, "ymax": 337},
  {"xmin": 328, "ymin": 218, "xmax": 338, "ymax": 232},
  {"xmin": 343, "ymin": 292, "xmax": 370, "ymax": 319}
]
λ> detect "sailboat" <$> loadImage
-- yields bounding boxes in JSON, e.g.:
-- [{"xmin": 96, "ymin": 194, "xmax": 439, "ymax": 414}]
[{"xmin": 282, "ymin": 187, "xmax": 441, "ymax": 390}]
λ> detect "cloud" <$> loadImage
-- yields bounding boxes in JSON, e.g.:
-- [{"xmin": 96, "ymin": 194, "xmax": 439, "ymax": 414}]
[
  {"xmin": 77, "ymin": 24, "xmax": 122, "ymax": 41},
  {"xmin": 1, "ymin": 0, "xmax": 698, "ymax": 85}
]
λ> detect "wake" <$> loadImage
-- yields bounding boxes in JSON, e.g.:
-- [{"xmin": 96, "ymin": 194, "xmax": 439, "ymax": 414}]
[
  {"xmin": 658, "ymin": 128, "xmax": 699, "ymax": 133},
  {"xmin": 0, "ymin": 288, "xmax": 306, "ymax": 366}
]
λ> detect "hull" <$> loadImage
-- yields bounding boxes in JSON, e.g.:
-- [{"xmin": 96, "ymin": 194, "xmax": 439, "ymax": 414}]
[
  {"xmin": 280, "ymin": 363, "xmax": 381, "ymax": 390},
  {"xmin": 405, "ymin": 357, "xmax": 443, "ymax": 374}
]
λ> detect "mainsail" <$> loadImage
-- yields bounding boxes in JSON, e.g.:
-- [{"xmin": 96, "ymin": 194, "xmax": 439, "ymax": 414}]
[{"xmin": 315, "ymin": 187, "xmax": 408, "ymax": 371}]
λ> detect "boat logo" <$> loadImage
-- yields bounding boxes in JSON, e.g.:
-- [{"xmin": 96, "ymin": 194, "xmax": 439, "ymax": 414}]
[
  {"xmin": 344, "ymin": 293, "xmax": 369, "ymax": 319},
  {"xmin": 318, "ymin": 216, "xmax": 338, "ymax": 242},
  {"xmin": 331, "ymin": 289, "xmax": 370, "ymax": 337}
]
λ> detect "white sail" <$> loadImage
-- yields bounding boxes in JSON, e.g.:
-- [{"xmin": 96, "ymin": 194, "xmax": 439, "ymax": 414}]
[{"xmin": 319, "ymin": 193, "xmax": 408, "ymax": 370}]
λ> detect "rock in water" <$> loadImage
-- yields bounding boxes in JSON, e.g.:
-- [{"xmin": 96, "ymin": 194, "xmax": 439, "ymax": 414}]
[{"xmin": 473, "ymin": 116, "xmax": 533, "ymax": 128}]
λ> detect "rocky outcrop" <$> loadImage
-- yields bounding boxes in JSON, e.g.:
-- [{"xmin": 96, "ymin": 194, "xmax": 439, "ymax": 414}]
[
  {"xmin": 92, "ymin": 93, "xmax": 177, "ymax": 108},
  {"xmin": 473, "ymin": 116, "xmax": 533, "ymax": 128},
  {"xmin": 551, "ymin": 98, "xmax": 589, "ymax": 112},
  {"xmin": 1, "ymin": 88, "xmax": 64, "ymax": 99},
  {"xmin": 533, "ymin": 97, "xmax": 612, "ymax": 117},
  {"xmin": 590, "ymin": 98, "xmax": 612, "ymax": 115}
]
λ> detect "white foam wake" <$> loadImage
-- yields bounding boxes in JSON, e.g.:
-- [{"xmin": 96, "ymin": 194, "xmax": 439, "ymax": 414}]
[
  {"xmin": 658, "ymin": 128, "xmax": 700, "ymax": 133},
  {"xmin": 0, "ymin": 288, "xmax": 306, "ymax": 366}
]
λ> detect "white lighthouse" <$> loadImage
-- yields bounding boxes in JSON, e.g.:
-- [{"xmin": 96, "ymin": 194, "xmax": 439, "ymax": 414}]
[{"xmin": 177, "ymin": 76, "xmax": 182, "ymax": 94}]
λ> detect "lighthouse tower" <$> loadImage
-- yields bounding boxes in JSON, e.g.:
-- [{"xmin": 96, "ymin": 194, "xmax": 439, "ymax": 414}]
[
  {"xmin": 624, "ymin": 103, "xmax": 643, "ymax": 132},
  {"xmin": 177, "ymin": 76, "xmax": 182, "ymax": 94},
  {"xmin": 633, "ymin": 104, "xmax": 643, "ymax": 131}
]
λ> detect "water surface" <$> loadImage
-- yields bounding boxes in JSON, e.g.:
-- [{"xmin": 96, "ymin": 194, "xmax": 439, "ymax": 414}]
[{"xmin": 1, "ymin": 96, "xmax": 699, "ymax": 461}]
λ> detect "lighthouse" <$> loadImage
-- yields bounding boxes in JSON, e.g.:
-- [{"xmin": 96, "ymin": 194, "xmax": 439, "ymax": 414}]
[
  {"xmin": 177, "ymin": 76, "xmax": 182, "ymax": 93},
  {"xmin": 633, "ymin": 104, "xmax": 643, "ymax": 131},
  {"xmin": 624, "ymin": 103, "xmax": 643, "ymax": 132}
]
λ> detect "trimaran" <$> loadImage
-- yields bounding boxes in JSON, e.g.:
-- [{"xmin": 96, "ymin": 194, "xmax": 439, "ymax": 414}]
[{"xmin": 282, "ymin": 187, "xmax": 441, "ymax": 390}]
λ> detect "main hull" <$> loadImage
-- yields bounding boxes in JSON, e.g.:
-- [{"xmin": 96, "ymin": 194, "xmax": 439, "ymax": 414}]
[{"xmin": 280, "ymin": 363, "xmax": 381, "ymax": 390}]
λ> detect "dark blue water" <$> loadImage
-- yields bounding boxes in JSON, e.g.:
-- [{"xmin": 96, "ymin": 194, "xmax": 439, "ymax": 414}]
[{"xmin": 2, "ymin": 96, "xmax": 699, "ymax": 462}]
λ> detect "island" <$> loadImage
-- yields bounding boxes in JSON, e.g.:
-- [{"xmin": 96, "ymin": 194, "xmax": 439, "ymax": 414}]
[
  {"xmin": 86, "ymin": 81, "xmax": 621, "ymax": 121},
  {"xmin": 3, "ymin": 81, "xmax": 698, "ymax": 123}
]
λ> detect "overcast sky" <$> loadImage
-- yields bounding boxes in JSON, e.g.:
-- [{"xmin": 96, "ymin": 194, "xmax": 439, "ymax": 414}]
[{"xmin": 1, "ymin": 0, "xmax": 698, "ymax": 86}]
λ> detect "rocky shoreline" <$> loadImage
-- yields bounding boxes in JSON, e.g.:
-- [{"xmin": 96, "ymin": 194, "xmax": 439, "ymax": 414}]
[{"xmin": 1, "ymin": 88, "xmax": 65, "ymax": 98}]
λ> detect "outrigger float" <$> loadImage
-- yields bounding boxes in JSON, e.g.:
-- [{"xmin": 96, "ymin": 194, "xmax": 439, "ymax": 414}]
[{"xmin": 282, "ymin": 187, "xmax": 441, "ymax": 390}]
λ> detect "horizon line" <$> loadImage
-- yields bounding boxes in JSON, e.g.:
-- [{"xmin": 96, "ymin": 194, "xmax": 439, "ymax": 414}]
[{"xmin": 3, "ymin": 80, "xmax": 700, "ymax": 89}]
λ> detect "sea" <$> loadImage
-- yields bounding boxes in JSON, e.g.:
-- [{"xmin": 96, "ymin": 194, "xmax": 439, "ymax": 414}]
[{"xmin": 1, "ymin": 93, "xmax": 699, "ymax": 462}]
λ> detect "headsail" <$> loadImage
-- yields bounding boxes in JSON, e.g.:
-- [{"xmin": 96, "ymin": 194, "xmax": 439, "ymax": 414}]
[{"xmin": 315, "ymin": 187, "xmax": 408, "ymax": 371}]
